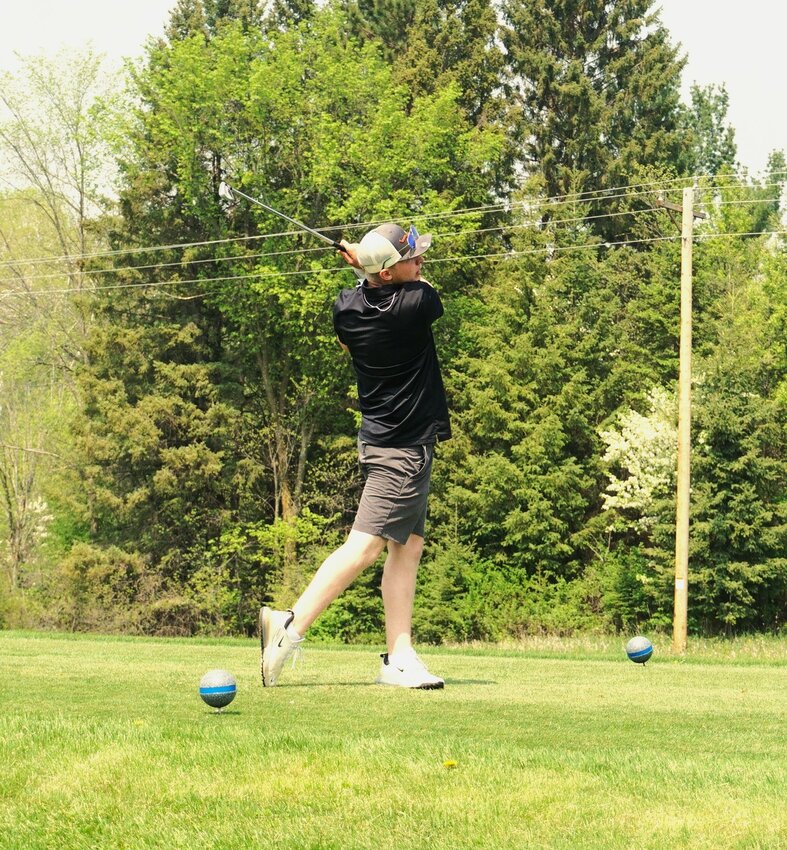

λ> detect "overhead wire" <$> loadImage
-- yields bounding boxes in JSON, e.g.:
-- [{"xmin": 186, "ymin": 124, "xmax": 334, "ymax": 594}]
[
  {"xmin": 2, "ymin": 229, "xmax": 782, "ymax": 300},
  {"xmin": 1, "ymin": 193, "xmax": 782, "ymax": 286},
  {"xmin": 0, "ymin": 205, "xmax": 670, "ymax": 285},
  {"xmin": 1, "ymin": 172, "xmax": 783, "ymax": 271}
]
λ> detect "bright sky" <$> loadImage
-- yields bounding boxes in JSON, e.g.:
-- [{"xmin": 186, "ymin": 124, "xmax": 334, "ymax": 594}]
[{"xmin": 1, "ymin": 0, "xmax": 784, "ymax": 176}]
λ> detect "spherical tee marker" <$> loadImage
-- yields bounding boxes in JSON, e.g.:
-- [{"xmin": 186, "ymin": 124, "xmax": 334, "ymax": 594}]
[
  {"xmin": 625, "ymin": 636, "xmax": 654, "ymax": 665},
  {"xmin": 199, "ymin": 669, "xmax": 237, "ymax": 712}
]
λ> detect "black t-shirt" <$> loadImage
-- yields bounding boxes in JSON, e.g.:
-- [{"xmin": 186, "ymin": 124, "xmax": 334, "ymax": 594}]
[{"xmin": 333, "ymin": 280, "xmax": 452, "ymax": 447}]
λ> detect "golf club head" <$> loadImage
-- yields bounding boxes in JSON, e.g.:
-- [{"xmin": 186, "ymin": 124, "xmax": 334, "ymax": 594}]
[{"xmin": 218, "ymin": 181, "xmax": 235, "ymax": 202}]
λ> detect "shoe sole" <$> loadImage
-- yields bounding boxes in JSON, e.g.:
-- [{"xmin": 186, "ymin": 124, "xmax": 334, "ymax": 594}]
[{"xmin": 375, "ymin": 679, "xmax": 444, "ymax": 690}]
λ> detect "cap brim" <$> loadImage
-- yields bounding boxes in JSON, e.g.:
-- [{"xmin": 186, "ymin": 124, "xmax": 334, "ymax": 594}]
[{"xmin": 401, "ymin": 233, "xmax": 432, "ymax": 260}]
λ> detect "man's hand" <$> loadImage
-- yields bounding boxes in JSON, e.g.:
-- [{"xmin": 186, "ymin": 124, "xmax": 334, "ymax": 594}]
[{"xmin": 338, "ymin": 240, "xmax": 362, "ymax": 270}]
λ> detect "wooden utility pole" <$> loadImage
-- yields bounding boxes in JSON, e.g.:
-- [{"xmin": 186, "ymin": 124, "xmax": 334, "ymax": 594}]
[
  {"xmin": 657, "ymin": 188, "xmax": 706, "ymax": 654},
  {"xmin": 673, "ymin": 187, "xmax": 694, "ymax": 654}
]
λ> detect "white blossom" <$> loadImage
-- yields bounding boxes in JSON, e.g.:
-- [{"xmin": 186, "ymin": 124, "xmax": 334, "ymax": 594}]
[{"xmin": 599, "ymin": 385, "xmax": 677, "ymax": 530}]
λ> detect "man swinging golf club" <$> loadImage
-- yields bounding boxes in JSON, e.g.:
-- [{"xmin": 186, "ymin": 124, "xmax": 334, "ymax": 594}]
[{"xmin": 260, "ymin": 221, "xmax": 451, "ymax": 689}]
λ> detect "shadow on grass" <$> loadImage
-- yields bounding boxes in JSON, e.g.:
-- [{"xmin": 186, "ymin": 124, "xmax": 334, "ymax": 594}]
[
  {"xmin": 275, "ymin": 679, "xmax": 498, "ymax": 687},
  {"xmin": 274, "ymin": 681, "xmax": 378, "ymax": 689}
]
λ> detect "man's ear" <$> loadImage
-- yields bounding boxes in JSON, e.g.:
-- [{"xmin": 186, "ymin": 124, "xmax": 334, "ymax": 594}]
[{"xmin": 378, "ymin": 268, "xmax": 394, "ymax": 282}]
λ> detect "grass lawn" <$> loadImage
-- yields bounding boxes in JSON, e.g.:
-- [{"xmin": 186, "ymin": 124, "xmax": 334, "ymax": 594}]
[{"xmin": 1, "ymin": 631, "xmax": 786, "ymax": 850}]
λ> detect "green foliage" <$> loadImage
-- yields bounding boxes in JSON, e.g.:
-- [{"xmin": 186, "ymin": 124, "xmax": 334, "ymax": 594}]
[
  {"xmin": 689, "ymin": 351, "xmax": 787, "ymax": 632},
  {"xmin": 412, "ymin": 542, "xmax": 487, "ymax": 641},
  {"xmin": 584, "ymin": 546, "xmax": 673, "ymax": 632},
  {"xmin": 53, "ymin": 543, "xmax": 151, "ymax": 631},
  {"xmin": 305, "ymin": 559, "xmax": 385, "ymax": 643},
  {"xmin": 350, "ymin": 0, "xmax": 505, "ymax": 124},
  {"xmin": 500, "ymin": 0, "xmax": 690, "ymax": 238},
  {"xmin": 681, "ymin": 84, "xmax": 737, "ymax": 176},
  {"xmin": 78, "ymin": 4, "xmax": 504, "ymax": 628},
  {"xmin": 0, "ymin": 52, "xmax": 126, "ymax": 628},
  {"xmin": 594, "ymin": 193, "xmax": 787, "ymax": 633}
]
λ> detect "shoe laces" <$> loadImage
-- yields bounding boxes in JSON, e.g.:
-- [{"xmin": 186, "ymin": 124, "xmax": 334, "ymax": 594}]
[
  {"xmin": 289, "ymin": 639, "xmax": 304, "ymax": 672},
  {"xmin": 391, "ymin": 649, "xmax": 428, "ymax": 673}
]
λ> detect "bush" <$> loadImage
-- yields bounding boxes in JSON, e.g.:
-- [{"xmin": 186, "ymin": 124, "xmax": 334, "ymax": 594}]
[
  {"xmin": 53, "ymin": 542, "xmax": 151, "ymax": 632},
  {"xmin": 585, "ymin": 546, "xmax": 673, "ymax": 632},
  {"xmin": 137, "ymin": 595, "xmax": 209, "ymax": 636}
]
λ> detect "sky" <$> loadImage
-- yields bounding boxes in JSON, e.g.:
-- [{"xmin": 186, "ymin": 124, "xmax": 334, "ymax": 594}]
[{"xmin": 0, "ymin": 0, "xmax": 785, "ymax": 176}]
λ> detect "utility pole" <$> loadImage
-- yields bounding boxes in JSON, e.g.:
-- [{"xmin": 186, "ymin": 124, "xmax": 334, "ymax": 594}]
[{"xmin": 657, "ymin": 187, "xmax": 706, "ymax": 654}]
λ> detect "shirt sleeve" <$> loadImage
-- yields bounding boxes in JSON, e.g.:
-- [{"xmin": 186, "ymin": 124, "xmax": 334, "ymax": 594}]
[
  {"xmin": 420, "ymin": 283, "xmax": 444, "ymax": 322},
  {"xmin": 333, "ymin": 297, "xmax": 346, "ymax": 345}
]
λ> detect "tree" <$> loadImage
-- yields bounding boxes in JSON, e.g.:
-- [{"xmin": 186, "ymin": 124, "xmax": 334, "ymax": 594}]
[
  {"xmin": 500, "ymin": 0, "xmax": 690, "ymax": 238},
  {"xmin": 347, "ymin": 0, "xmax": 506, "ymax": 126},
  {"xmin": 0, "ymin": 49, "xmax": 119, "ymax": 308},
  {"xmin": 0, "ymin": 379, "xmax": 56, "ymax": 590},
  {"xmin": 425, "ymin": 172, "xmax": 699, "ymax": 635},
  {"xmin": 681, "ymin": 84, "xmax": 737, "ymax": 177},
  {"xmin": 0, "ymin": 51, "xmax": 122, "ymax": 614},
  {"xmin": 165, "ymin": 0, "xmax": 209, "ymax": 41},
  {"xmin": 592, "ymin": 182, "xmax": 787, "ymax": 633}
]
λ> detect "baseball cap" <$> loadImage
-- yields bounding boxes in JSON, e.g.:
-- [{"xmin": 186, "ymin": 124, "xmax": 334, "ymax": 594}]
[{"xmin": 355, "ymin": 223, "xmax": 432, "ymax": 274}]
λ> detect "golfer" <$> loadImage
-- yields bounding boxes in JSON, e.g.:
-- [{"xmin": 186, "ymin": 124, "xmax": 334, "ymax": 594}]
[{"xmin": 260, "ymin": 222, "xmax": 451, "ymax": 689}]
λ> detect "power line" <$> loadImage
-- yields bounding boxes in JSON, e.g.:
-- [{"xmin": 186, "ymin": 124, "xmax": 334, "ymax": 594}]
[
  {"xmin": 2, "ymin": 229, "xmax": 782, "ymax": 300},
  {"xmin": 1, "ymin": 172, "xmax": 783, "ymax": 271},
  {"xmin": 0, "ymin": 205, "xmax": 669, "ymax": 285},
  {"xmin": 2, "ymin": 195, "xmax": 782, "ymax": 286}
]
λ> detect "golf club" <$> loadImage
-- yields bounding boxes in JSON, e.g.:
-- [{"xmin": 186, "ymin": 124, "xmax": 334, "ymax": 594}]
[{"xmin": 219, "ymin": 181, "xmax": 346, "ymax": 252}]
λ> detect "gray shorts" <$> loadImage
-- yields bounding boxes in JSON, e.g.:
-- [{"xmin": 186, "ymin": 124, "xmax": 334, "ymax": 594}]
[{"xmin": 352, "ymin": 440, "xmax": 434, "ymax": 545}]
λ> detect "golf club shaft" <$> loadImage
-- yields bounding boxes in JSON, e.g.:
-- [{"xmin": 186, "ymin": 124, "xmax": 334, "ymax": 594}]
[{"xmin": 225, "ymin": 184, "xmax": 344, "ymax": 250}]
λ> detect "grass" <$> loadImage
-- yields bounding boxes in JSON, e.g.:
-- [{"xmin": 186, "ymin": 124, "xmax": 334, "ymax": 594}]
[{"xmin": 1, "ymin": 631, "xmax": 786, "ymax": 850}]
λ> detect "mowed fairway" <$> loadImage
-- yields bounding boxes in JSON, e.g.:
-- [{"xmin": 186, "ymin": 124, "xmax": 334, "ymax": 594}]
[{"xmin": 1, "ymin": 632, "xmax": 786, "ymax": 850}]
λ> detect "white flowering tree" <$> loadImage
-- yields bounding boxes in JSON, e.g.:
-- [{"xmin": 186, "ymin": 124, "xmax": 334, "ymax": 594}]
[{"xmin": 599, "ymin": 385, "xmax": 677, "ymax": 534}]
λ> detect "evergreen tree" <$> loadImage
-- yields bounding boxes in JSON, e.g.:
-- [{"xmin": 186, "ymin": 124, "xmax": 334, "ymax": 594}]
[
  {"xmin": 346, "ymin": 0, "xmax": 506, "ymax": 127},
  {"xmin": 165, "ymin": 0, "xmax": 209, "ymax": 42},
  {"xmin": 501, "ymin": 0, "xmax": 690, "ymax": 238},
  {"xmin": 593, "ymin": 181, "xmax": 787, "ymax": 633},
  {"xmin": 204, "ymin": 0, "xmax": 264, "ymax": 32},
  {"xmin": 166, "ymin": 0, "xmax": 264, "ymax": 42},
  {"xmin": 265, "ymin": 0, "xmax": 316, "ymax": 28},
  {"xmin": 681, "ymin": 84, "xmax": 737, "ymax": 177}
]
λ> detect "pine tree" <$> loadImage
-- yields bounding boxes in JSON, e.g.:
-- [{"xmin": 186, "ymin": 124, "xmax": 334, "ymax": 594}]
[
  {"xmin": 165, "ymin": 0, "xmax": 208, "ymax": 42},
  {"xmin": 346, "ymin": 0, "xmax": 505, "ymax": 127},
  {"xmin": 203, "ymin": 0, "xmax": 264, "ymax": 32},
  {"xmin": 501, "ymin": 0, "xmax": 690, "ymax": 237},
  {"xmin": 681, "ymin": 84, "xmax": 737, "ymax": 177}
]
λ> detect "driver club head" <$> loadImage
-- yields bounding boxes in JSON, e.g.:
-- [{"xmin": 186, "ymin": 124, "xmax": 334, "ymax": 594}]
[{"xmin": 218, "ymin": 181, "xmax": 235, "ymax": 202}]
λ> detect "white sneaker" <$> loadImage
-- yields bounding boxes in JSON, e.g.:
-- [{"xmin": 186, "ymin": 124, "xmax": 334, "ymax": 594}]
[
  {"xmin": 260, "ymin": 607, "xmax": 303, "ymax": 687},
  {"xmin": 375, "ymin": 650, "xmax": 444, "ymax": 689}
]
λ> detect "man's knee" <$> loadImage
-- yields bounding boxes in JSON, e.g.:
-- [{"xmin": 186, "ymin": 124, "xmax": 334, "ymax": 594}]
[
  {"xmin": 344, "ymin": 530, "xmax": 386, "ymax": 566},
  {"xmin": 388, "ymin": 533, "xmax": 424, "ymax": 564},
  {"xmin": 406, "ymin": 534, "xmax": 425, "ymax": 560}
]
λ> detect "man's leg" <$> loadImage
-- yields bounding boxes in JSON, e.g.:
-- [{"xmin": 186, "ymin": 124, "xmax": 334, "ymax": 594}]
[
  {"xmin": 290, "ymin": 529, "xmax": 386, "ymax": 634},
  {"xmin": 381, "ymin": 533, "xmax": 424, "ymax": 657},
  {"xmin": 260, "ymin": 529, "xmax": 385, "ymax": 686},
  {"xmin": 376, "ymin": 532, "xmax": 444, "ymax": 689}
]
